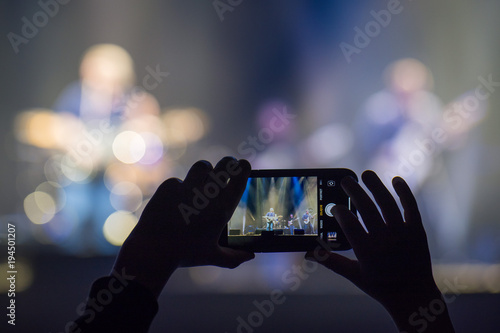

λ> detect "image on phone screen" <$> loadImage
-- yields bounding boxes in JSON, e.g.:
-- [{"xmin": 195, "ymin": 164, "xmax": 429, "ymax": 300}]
[{"xmin": 228, "ymin": 176, "xmax": 319, "ymax": 237}]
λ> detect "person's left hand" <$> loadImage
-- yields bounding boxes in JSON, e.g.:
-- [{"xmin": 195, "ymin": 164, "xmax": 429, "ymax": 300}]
[{"xmin": 113, "ymin": 157, "xmax": 255, "ymax": 297}]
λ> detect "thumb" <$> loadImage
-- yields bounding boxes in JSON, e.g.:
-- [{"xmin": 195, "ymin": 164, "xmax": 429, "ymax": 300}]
[
  {"xmin": 213, "ymin": 247, "xmax": 255, "ymax": 269},
  {"xmin": 306, "ymin": 250, "xmax": 360, "ymax": 283}
]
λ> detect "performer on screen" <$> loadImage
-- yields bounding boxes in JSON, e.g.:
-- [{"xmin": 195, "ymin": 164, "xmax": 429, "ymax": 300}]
[
  {"xmin": 302, "ymin": 209, "xmax": 315, "ymax": 234},
  {"xmin": 287, "ymin": 213, "xmax": 298, "ymax": 234},
  {"xmin": 265, "ymin": 208, "xmax": 277, "ymax": 231}
]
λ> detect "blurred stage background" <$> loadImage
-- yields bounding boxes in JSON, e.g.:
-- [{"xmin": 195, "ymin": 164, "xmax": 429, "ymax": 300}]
[{"xmin": 0, "ymin": 0, "xmax": 499, "ymax": 331}]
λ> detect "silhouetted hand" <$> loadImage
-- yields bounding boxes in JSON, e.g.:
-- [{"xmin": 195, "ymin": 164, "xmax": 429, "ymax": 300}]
[
  {"xmin": 113, "ymin": 157, "xmax": 255, "ymax": 298},
  {"xmin": 306, "ymin": 170, "xmax": 454, "ymax": 333}
]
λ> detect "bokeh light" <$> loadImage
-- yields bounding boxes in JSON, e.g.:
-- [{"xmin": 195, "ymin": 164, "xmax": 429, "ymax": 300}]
[
  {"xmin": 14, "ymin": 109, "xmax": 61, "ymax": 149},
  {"xmin": 109, "ymin": 181, "xmax": 143, "ymax": 212},
  {"xmin": 162, "ymin": 107, "xmax": 209, "ymax": 145},
  {"xmin": 199, "ymin": 145, "xmax": 235, "ymax": 163},
  {"xmin": 304, "ymin": 123, "xmax": 354, "ymax": 165},
  {"xmin": 434, "ymin": 263, "xmax": 500, "ymax": 294},
  {"xmin": 104, "ymin": 162, "xmax": 138, "ymax": 190},
  {"xmin": 79, "ymin": 43, "xmax": 135, "ymax": 93},
  {"xmin": 35, "ymin": 182, "xmax": 66, "ymax": 213},
  {"xmin": 60, "ymin": 153, "xmax": 95, "ymax": 183},
  {"xmin": 42, "ymin": 210, "xmax": 79, "ymax": 245},
  {"xmin": 189, "ymin": 266, "xmax": 222, "ymax": 286},
  {"xmin": 139, "ymin": 132, "xmax": 164, "ymax": 165},
  {"xmin": 24, "ymin": 191, "xmax": 56, "ymax": 225},
  {"xmin": 385, "ymin": 58, "xmax": 434, "ymax": 94},
  {"xmin": 112, "ymin": 131, "xmax": 146, "ymax": 164},
  {"xmin": 0, "ymin": 261, "xmax": 34, "ymax": 293},
  {"xmin": 103, "ymin": 211, "xmax": 138, "ymax": 246},
  {"xmin": 44, "ymin": 155, "xmax": 72, "ymax": 187}
]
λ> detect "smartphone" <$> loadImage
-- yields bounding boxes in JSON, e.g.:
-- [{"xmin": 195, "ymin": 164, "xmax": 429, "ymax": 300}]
[{"xmin": 220, "ymin": 168, "xmax": 357, "ymax": 252}]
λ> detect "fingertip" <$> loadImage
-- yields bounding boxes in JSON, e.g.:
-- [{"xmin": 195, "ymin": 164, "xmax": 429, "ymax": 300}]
[
  {"xmin": 361, "ymin": 170, "xmax": 383, "ymax": 188},
  {"xmin": 161, "ymin": 177, "xmax": 183, "ymax": 186},
  {"xmin": 235, "ymin": 159, "xmax": 251, "ymax": 178},
  {"xmin": 340, "ymin": 175, "xmax": 357, "ymax": 191},
  {"xmin": 332, "ymin": 204, "xmax": 354, "ymax": 226},
  {"xmin": 185, "ymin": 159, "xmax": 213, "ymax": 181},
  {"xmin": 392, "ymin": 176, "xmax": 411, "ymax": 195},
  {"xmin": 361, "ymin": 169, "xmax": 376, "ymax": 180},
  {"xmin": 237, "ymin": 158, "xmax": 251, "ymax": 170},
  {"xmin": 215, "ymin": 156, "xmax": 251, "ymax": 180},
  {"xmin": 234, "ymin": 255, "xmax": 255, "ymax": 268},
  {"xmin": 392, "ymin": 176, "xmax": 405, "ymax": 186},
  {"xmin": 217, "ymin": 156, "xmax": 249, "ymax": 167},
  {"xmin": 193, "ymin": 159, "xmax": 213, "ymax": 170},
  {"xmin": 220, "ymin": 248, "xmax": 255, "ymax": 268},
  {"xmin": 216, "ymin": 156, "xmax": 237, "ymax": 166},
  {"xmin": 156, "ymin": 177, "xmax": 182, "ymax": 194},
  {"xmin": 332, "ymin": 204, "xmax": 351, "ymax": 219},
  {"xmin": 243, "ymin": 251, "xmax": 256, "ymax": 261},
  {"xmin": 341, "ymin": 175, "xmax": 356, "ymax": 183}
]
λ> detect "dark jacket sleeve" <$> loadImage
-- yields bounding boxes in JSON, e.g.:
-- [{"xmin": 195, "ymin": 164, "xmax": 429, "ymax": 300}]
[{"xmin": 70, "ymin": 276, "xmax": 159, "ymax": 333}]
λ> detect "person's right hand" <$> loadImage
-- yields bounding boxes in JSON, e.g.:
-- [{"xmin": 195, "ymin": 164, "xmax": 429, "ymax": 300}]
[{"xmin": 306, "ymin": 171, "xmax": 454, "ymax": 332}]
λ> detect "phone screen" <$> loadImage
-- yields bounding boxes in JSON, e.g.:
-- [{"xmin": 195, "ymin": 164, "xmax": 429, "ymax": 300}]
[
  {"xmin": 229, "ymin": 176, "xmax": 320, "ymax": 236},
  {"xmin": 225, "ymin": 169, "xmax": 355, "ymax": 252}
]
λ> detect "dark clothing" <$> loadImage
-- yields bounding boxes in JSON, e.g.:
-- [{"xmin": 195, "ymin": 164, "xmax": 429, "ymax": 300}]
[{"xmin": 71, "ymin": 276, "xmax": 158, "ymax": 333}]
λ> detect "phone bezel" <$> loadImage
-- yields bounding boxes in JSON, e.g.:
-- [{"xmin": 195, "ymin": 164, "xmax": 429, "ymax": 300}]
[{"xmin": 220, "ymin": 168, "xmax": 357, "ymax": 252}]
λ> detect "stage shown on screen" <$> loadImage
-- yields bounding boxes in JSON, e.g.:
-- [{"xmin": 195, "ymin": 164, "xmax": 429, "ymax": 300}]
[{"xmin": 228, "ymin": 176, "xmax": 318, "ymax": 237}]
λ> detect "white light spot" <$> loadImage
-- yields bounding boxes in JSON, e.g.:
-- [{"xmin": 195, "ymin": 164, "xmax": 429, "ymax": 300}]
[
  {"xmin": 24, "ymin": 191, "xmax": 56, "ymax": 224},
  {"xmin": 103, "ymin": 211, "xmax": 138, "ymax": 246},
  {"xmin": 113, "ymin": 131, "xmax": 146, "ymax": 164}
]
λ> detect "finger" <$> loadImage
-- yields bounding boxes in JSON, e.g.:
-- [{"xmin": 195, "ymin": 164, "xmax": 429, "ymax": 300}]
[
  {"xmin": 183, "ymin": 160, "xmax": 213, "ymax": 189},
  {"xmin": 217, "ymin": 158, "xmax": 251, "ymax": 216},
  {"xmin": 333, "ymin": 205, "xmax": 368, "ymax": 250},
  {"xmin": 213, "ymin": 247, "xmax": 255, "ymax": 269},
  {"xmin": 341, "ymin": 176, "xmax": 386, "ymax": 233},
  {"xmin": 306, "ymin": 250, "xmax": 360, "ymax": 283},
  {"xmin": 140, "ymin": 177, "xmax": 183, "ymax": 226},
  {"xmin": 392, "ymin": 177, "xmax": 423, "ymax": 229},
  {"xmin": 362, "ymin": 170, "xmax": 404, "ymax": 227},
  {"xmin": 209, "ymin": 156, "xmax": 244, "ymax": 202},
  {"xmin": 212, "ymin": 156, "xmax": 242, "ymax": 178},
  {"xmin": 146, "ymin": 177, "xmax": 183, "ymax": 208}
]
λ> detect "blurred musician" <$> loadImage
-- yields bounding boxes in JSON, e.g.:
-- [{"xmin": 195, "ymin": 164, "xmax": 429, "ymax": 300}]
[
  {"xmin": 265, "ymin": 208, "xmax": 277, "ymax": 231},
  {"xmin": 302, "ymin": 209, "xmax": 315, "ymax": 234},
  {"xmin": 287, "ymin": 213, "xmax": 298, "ymax": 234}
]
